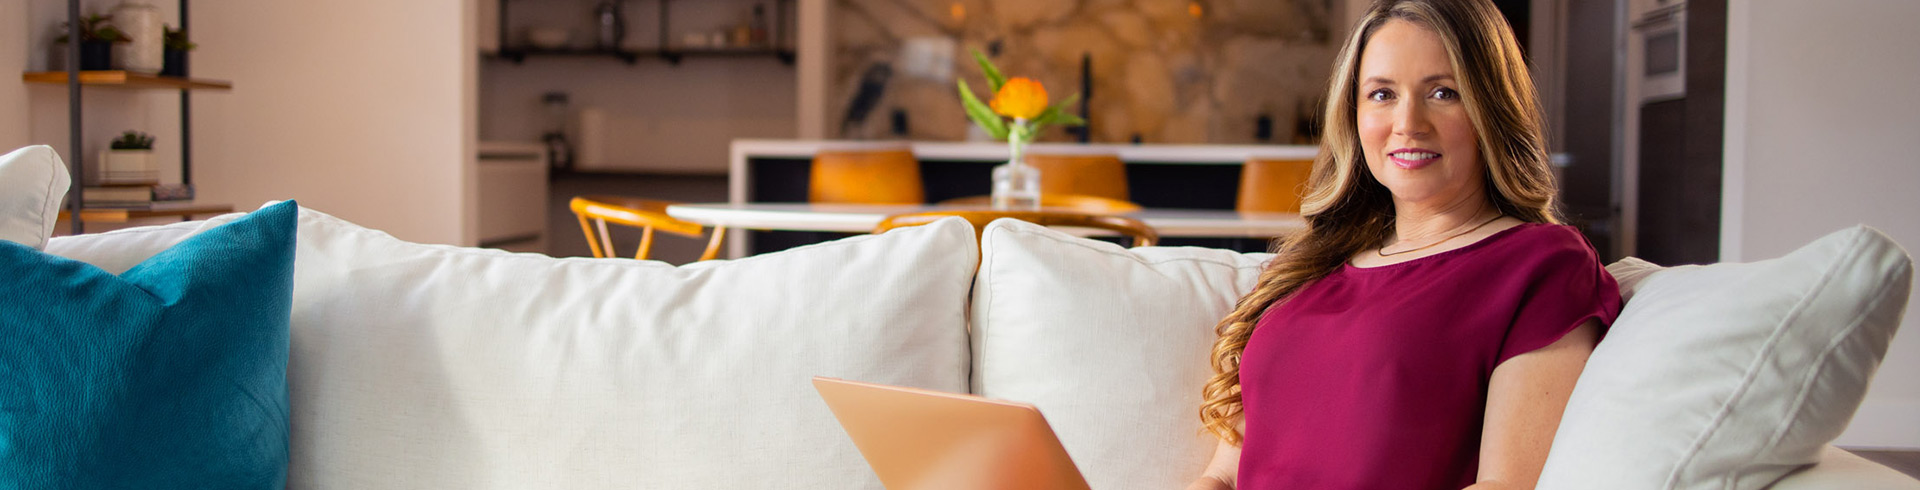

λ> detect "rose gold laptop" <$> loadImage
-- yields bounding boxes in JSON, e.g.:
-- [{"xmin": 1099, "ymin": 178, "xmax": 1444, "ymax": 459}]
[{"xmin": 812, "ymin": 376, "xmax": 1093, "ymax": 490}]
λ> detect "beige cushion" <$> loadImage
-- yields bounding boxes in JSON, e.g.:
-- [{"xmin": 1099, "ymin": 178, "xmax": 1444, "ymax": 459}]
[
  {"xmin": 970, "ymin": 218, "xmax": 1272, "ymax": 490},
  {"xmin": 48, "ymin": 206, "xmax": 981, "ymax": 490},
  {"xmin": 0, "ymin": 146, "xmax": 70, "ymax": 249},
  {"xmin": 1539, "ymin": 226, "xmax": 1913, "ymax": 489},
  {"xmin": 1768, "ymin": 446, "xmax": 1920, "ymax": 489}
]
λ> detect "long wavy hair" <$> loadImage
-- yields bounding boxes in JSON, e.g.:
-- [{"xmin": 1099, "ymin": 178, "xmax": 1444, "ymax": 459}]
[{"xmin": 1199, "ymin": 0, "xmax": 1562, "ymax": 445}]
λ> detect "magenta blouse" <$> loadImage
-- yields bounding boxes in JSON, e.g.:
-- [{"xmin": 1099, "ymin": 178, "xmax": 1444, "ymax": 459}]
[{"xmin": 1236, "ymin": 223, "xmax": 1622, "ymax": 489}]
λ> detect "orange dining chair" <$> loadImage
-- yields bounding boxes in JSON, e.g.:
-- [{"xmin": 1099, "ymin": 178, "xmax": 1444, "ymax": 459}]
[
  {"xmin": 570, "ymin": 195, "xmax": 727, "ymax": 261},
  {"xmin": 874, "ymin": 210, "xmax": 1158, "ymax": 247},
  {"xmin": 1238, "ymin": 158, "xmax": 1316, "ymax": 213},
  {"xmin": 935, "ymin": 193, "xmax": 1143, "ymax": 213},
  {"xmin": 809, "ymin": 146, "xmax": 924, "ymax": 204},
  {"xmin": 1024, "ymin": 152, "xmax": 1130, "ymax": 202}
]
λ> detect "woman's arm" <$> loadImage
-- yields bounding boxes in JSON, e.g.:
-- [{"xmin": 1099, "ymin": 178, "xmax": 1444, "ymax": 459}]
[
  {"xmin": 1185, "ymin": 437, "xmax": 1241, "ymax": 490},
  {"xmin": 1467, "ymin": 320, "xmax": 1601, "ymax": 490}
]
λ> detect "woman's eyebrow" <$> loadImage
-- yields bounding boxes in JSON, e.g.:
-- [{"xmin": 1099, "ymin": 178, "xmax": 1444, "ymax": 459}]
[{"xmin": 1361, "ymin": 74, "xmax": 1456, "ymax": 86}]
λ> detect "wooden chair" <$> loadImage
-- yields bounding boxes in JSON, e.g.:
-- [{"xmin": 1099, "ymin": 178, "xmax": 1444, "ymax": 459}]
[
  {"xmin": 569, "ymin": 195, "xmax": 727, "ymax": 261},
  {"xmin": 935, "ymin": 193, "xmax": 1143, "ymax": 213},
  {"xmin": 1025, "ymin": 153, "xmax": 1130, "ymax": 202},
  {"xmin": 1238, "ymin": 158, "xmax": 1315, "ymax": 213},
  {"xmin": 874, "ymin": 210, "xmax": 1159, "ymax": 247},
  {"xmin": 809, "ymin": 147, "xmax": 924, "ymax": 204}
]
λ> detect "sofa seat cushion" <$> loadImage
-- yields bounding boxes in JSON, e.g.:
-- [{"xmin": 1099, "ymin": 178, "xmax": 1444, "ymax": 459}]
[
  {"xmin": 46, "ymin": 206, "xmax": 980, "ymax": 489},
  {"xmin": 970, "ymin": 219, "xmax": 1272, "ymax": 490},
  {"xmin": 1, "ymin": 201, "xmax": 297, "ymax": 487},
  {"xmin": 1539, "ymin": 226, "xmax": 1913, "ymax": 489}
]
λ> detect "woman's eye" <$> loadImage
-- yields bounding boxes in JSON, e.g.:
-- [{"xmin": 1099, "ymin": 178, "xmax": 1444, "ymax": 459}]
[
  {"xmin": 1431, "ymin": 87, "xmax": 1459, "ymax": 100},
  {"xmin": 1367, "ymin": 89, "xmax": 1394, "ymax": 102}
]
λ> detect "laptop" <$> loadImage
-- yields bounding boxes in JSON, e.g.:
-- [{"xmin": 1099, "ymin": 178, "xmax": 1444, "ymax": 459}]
[{"xmin": 812, "ymin": 376, "xmax": 1093, "ymax": 490}]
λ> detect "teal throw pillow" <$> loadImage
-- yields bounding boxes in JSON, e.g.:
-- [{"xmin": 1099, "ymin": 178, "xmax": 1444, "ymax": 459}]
[{"xmin": 0, "ymin": 200, "xmax": 297, "ymax": 488}]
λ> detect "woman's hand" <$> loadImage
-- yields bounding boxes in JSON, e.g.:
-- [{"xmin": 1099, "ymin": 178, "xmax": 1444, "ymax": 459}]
[{"xmin": 1185, "ymin": 438, "xmax": 1241, "ymax": 490}]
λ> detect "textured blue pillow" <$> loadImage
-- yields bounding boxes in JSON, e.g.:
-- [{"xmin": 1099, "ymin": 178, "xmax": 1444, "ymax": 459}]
[{"xmin": 0, "ymin": 200, "xmax": 296, "ymax": 488}]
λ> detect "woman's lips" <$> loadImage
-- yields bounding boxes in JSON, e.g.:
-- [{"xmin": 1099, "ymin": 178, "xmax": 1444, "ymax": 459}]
[{"xmin": 1388, "ymin": 149, "xmax": 1440, "ymax": 170}]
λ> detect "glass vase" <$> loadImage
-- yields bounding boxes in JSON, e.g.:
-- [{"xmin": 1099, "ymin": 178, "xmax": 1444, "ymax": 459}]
[{"xmin": 990, "ymin": 157, "xmax": 1042, "ymax": 210}]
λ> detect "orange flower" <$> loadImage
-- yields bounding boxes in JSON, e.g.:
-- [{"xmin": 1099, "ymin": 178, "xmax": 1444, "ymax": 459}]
[{"xmin": 990, "ymin": 77, "xmax": 1049, "ymax": 120}]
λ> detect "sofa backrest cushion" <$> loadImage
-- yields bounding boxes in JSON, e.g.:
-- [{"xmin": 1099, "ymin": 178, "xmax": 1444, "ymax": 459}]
[
  {"xmin": 45, "ymin": 206, "xmax": 980, "ymax": 490},
  {"xmin": 970, "ymin": 219, "xmax": 1272, "ymax": 490},
  {"xmin": 0, "ymin": 145, "xmax": 70, "ymax": 249},
  {"xmin": 1538, "ymin": 226, "xmax": 1913, "ymax": 489},
  {"xmin": 1, "ymin": 200, "xmax": 296, "ymax": 488}
]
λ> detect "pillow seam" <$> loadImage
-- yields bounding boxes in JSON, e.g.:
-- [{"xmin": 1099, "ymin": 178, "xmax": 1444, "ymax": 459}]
[
  {"xmin": 35, "ymin": 154, "xmax": 60, "ymax": 246},
  {"xmin": 1753, "ymin": 243, "xmax": 1905, "ymax": 462},
  {"xmin": 1661, "ymin": 230, "xmax": 1866, "ymax": 489}
]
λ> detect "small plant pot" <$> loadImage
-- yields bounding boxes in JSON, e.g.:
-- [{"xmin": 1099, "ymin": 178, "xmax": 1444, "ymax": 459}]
[
  {"xmin": 79, "ymin": 41, "xmax": 114, "ymax": 71},
  {"xmin": 161, "ymin": 48, "xmax": 187, "ymax": 77},
  {"xmin": 98, "ymin": 149, "xmax": 158, "ymax": 185}
]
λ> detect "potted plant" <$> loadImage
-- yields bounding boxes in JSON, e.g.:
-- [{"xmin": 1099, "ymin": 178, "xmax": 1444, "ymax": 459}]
[
  {"xmin": 161, "ymin": 24, "xmax": 196, "ymax": 77},
  {"xmin": 100, "ymin": 131, "xmax": 159, "ymax": 185},
  {"xmin": 54, "ymin": 14, "xmax": 128, "ymax": 71}
]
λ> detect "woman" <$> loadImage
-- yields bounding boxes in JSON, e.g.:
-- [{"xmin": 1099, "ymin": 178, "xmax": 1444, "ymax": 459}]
[{"xmin": 1186, "ymin": 1, "xmax": 1621, "ymax": 489}]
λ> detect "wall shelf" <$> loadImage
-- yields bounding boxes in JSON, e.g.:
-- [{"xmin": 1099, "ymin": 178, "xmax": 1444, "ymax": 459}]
[
  {"xmin": 492, "ymin": 0, "xmax": 794, "ymax": 67},
  {"xmin": 42, "ymin": 0, "xmax": 231, "ymax": 234},
  {"xmin": 490, "ymin": 47, "xmax": 794, "ymax": 66},
  {"xmin": 57, "ymin": 202, "xmax": 235, "ymax": 223},
  {"xmin": 23, "ymin": 70, "xmax": 233, "ymax": 91}
]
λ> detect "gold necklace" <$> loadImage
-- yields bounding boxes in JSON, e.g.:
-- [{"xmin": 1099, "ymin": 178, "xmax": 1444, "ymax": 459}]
[{"xmin": 1377, "ymin": 213, "xmax": 1505, "ymax": 257}]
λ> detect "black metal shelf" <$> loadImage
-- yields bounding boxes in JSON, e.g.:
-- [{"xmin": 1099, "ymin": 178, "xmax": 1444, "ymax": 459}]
[
  {"xmin": 494, "ymin": 0, "xmax": 794, "ymax": 67},
  {"xmin": 491, "ymin": 47, "xmax": 794, "ymax": 66},
  {"xmin": 55, "ymin": 0, "xmax": 218, "ymax": 234}
]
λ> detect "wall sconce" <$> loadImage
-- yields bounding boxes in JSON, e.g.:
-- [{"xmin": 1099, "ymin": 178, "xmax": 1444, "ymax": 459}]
[
  {"xmin": 952, "ymin": 3, "xmax": 967, "ymax": 22},
  {"xmin": 1188, "ymin": 1, "xmax": 1204, "ymax": 19}
]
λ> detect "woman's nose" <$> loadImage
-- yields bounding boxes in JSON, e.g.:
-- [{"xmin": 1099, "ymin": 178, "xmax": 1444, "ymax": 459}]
[{"xmin": 1393, "ymin": 101, "xmax": 1433, "ymax": 138}]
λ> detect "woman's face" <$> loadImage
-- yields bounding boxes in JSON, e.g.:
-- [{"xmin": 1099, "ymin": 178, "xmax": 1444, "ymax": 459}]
[{"xmin": 1355, "ymin": 19, "xmax": 1485, "ymax": 211}]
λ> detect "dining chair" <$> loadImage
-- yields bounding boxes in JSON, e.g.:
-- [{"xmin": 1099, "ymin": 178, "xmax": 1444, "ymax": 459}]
[
  {"xmin": 1237, "ymin": 158, "xmax": 1316, "ymax": 213},
  {"xmin": 873, "ymin": 210, "xmax": 1159, "ymax": 247},
  {"xmin": 1024, "ymin": 152, "xmax": 1130, "ymax": 202},
  {"xmin": 570, "ymin": 195, "xmax": 727, "ymax": 261},
  {"xmin": 809, "ymin": 146, "xmax": 924, "ymax": 204},
  {"xmin": 935, "ymin": 193, "xmax": 1143, "ymax": 213}
]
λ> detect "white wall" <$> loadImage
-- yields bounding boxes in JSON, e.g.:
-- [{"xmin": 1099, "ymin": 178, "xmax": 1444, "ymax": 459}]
[
  {"xmin": 3, "ymin": 0, "xmax": 29, "ymax": 151},
  {"xmin": 1724, "ymin": 0, "xmax": 1920, "ymax": 449},
  {"xmin": 189, "ymin": 1, "xmax": 476, "ymax": 245}
]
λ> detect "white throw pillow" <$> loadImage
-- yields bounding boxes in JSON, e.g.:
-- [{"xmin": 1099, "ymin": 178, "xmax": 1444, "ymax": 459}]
[
  {"xmin": 0, "ymin": 145, "xmax": 71, "ymax": 249},
  {"xmin": 47, "ymin": 206, "xmax": 980, "ymax": 490},
  {"xmin": 971, "ymin": 219, "xmax": 1272, "ymax": 490},
  {"xmin": 1538, "ymin": 226, "xmax": 1913, "ymax": 490}
]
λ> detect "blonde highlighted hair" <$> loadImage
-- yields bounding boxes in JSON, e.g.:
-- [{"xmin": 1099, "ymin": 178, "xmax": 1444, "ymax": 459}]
[{"xmin": 1199, "ymin": 0, "xmax": 1562, "ymax": 445}]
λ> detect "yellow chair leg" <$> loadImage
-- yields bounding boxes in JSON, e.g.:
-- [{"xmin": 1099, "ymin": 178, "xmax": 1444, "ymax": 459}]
[
  {"xmin": 636, "ymin": 227, "xmax": 655, "ymax": 260},
  {"xmin": 579, "ymin": 215, "xmax": 606, "ymax": 258},
  {"xmin": 699, "ymin": 227, "xmax": 728, "ymax": 261}
]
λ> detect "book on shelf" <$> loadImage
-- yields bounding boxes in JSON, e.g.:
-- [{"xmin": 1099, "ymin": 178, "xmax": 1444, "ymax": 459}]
[{"xmin": 80, "ymin": 183, "xmax": 195, "ymax": 206}]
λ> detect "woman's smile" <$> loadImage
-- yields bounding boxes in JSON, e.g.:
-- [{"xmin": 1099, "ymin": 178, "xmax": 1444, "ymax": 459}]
[{"xmin": 1387, "ymin": 147, "xmax": 1442, "ymax": 170}]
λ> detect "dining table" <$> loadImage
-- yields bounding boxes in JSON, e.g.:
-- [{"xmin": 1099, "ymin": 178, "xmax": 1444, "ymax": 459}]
[{"xmin": 664, "ymin": 202, "xmax": 1306, "ymax": 258}]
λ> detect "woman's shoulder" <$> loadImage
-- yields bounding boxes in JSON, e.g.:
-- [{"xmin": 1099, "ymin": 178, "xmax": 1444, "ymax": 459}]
[{"xmin": 1488, "ymin": 222, "xmax": 1604, "ymax": 265}]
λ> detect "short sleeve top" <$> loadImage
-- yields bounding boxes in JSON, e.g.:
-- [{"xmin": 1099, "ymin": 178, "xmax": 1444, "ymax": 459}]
[{"xmin": 1236, "ymin": 223, "xmax": 1622, "ymax": 490}]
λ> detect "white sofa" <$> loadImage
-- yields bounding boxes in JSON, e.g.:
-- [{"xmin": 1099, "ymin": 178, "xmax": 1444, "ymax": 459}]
[{"xmin": 5, "ymin": 146, "xmax": 1916, "ymax": 489}]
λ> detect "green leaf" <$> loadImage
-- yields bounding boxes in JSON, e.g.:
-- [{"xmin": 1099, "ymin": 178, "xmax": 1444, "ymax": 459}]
[
  {"xmin": 971, "ymin": 48, "xmax": 1007, "ymax": 93},
  {"xmin": 958, "ymin": 79, "xmax": 1009, "ymax": 140},
  {"xmin": 1028, "ymin": 93, "xmax": 1087, "ymax": 133}
]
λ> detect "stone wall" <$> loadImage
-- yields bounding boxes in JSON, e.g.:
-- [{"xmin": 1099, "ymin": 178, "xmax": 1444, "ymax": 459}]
[{"xmin": 830, "ymin": 0, "xmax": 1337, "ymax": 144}]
